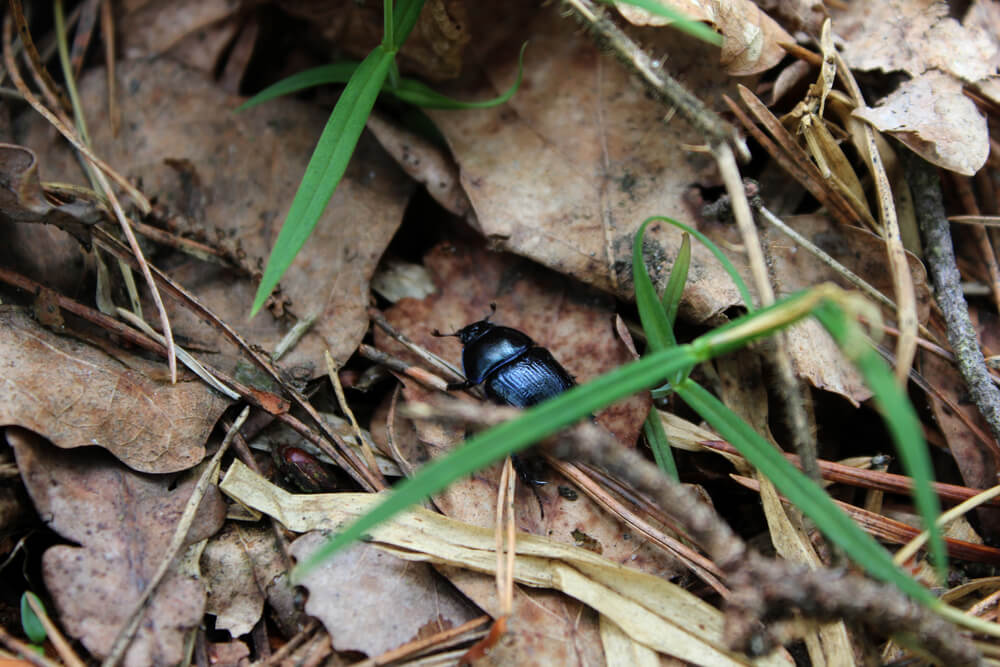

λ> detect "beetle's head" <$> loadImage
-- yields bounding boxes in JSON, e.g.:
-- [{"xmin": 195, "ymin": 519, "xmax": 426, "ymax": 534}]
[{"xmin": 432, "ymin": 303, "xmax": 497, "ymax": 344}]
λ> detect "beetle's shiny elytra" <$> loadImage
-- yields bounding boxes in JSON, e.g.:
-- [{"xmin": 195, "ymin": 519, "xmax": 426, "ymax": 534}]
[{"xmin": 433, "ymin": 304, "xmax": 575, "ymax": 407}]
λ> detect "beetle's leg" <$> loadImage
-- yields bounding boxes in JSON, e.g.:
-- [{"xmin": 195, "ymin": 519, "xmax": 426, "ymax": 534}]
[
  {"xmin": 446, "ymin": 379, "xmax": 475, "ymax": 392},
  {"xmin": 512, "ymin": 454, "xmax": 546, "ymax": 519}
]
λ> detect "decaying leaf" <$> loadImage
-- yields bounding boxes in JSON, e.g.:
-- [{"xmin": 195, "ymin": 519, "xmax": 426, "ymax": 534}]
[
  {"xmin": 290, "ymin": 536, "xmax": 479, "ymax": 657},
  {"xmin": 202, "ymin": 523, "xmax": 288, "ymax": 637},
  {"xmin": 0, "ymin": 307, "xmax": 229, "ymax": 473},
  {"xmin": 10, "ymin": 428, "xmax": 226, "ymax": 667},
  {"xmin": 852, "ymin": 71, "xmax": 988, "ymax": 178},
  {"xmin": 615, "ymin": 0, "xmax": 794, "ymax": 76},
  {"xmin": 18, "ymin": 59, "xmax": 413, "ymax": 377},
  {"xmin": 220, "ymin": 460, "xmax": 793, "ymax": 666},
  {"xmin": 0, "ymin": 144, "xmax": 101, "ymax": 246},
  {"xmin": 119, "ymin": 0, "xmax": 240, "ymax": 72},
  {"xmin": 425, "ymin": 8, "xmax": 745, "ymax": 320},
  {"xmin": 834, "ymin": 0, "xmax": 998, "ymax": 174}
]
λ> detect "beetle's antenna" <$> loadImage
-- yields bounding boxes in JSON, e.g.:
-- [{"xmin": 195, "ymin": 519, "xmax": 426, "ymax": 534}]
[
  {"xmin": 431, "ymin": 327, "xmax": 458, "ymax": 337},
  {"xmin": 485, "ymin": 303, "xmax": 497, "ymax": 320}
]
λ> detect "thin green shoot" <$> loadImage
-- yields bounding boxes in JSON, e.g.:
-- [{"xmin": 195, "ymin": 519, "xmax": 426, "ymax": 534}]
[{"xmin": 20, "ymin": 592, "xmax": 46, "ymax": 646}]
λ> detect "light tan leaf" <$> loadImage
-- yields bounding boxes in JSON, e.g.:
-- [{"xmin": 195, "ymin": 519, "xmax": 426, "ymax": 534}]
[
  {"xmin": 834, "ymin": 0, "xmax": 997, "ymax": 174},
  {"xmin": 202, "ymin": 524, "xmax": 287, "ymax": 637},
  {"xmin": 10, "ymin": 428, "xmax": 225, "ymax": 667},
  {"xmin": 852, "ymin": 71, "xmax": 989, "ymax": 176},
  {"xmin": 220, "ymin": 460, "xmax": 793, "ymax": 666},
  {"xmin": 837, "ymin": 0, "xmax": 997, "ymax": 83},
  {"xmin": 0, "ymin": 307, "xmax": 229, "ymax": 472}
]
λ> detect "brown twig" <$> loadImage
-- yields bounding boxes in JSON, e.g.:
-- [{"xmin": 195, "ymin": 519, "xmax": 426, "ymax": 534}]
[
  {"xmin": 368, "ymin": 307, "xmax": 465, "ymax": 383},
  {"xmin": 350, "ymin": 615, "xmax": 490, "ymax": 667},
  {"xmin": 358, "ymin": 343, "xmax": 451, "ymax": 393},
  {"xmin": 700, "ymin": 440, "xmax": 1000, "ymax": 508},
  {"xmin": 901, "ymin": 151, "xmax": 1000, "ymax": 455},
  {"xmin": 0, "ymin": 625, "xmax": 61, "ymax": 667},
  {"xmin": 730, "ymin": 473, "xmax": 1000, "ymax": 563},
  {"xmin": 541, "ymin": 420, "xmax": 982, "ymax": 665}
]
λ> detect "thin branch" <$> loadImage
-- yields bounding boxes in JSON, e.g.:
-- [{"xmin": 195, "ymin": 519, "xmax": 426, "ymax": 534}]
[{"xmin": 901, "ymin": 150, "xmax": 1000, "ymax": 453}]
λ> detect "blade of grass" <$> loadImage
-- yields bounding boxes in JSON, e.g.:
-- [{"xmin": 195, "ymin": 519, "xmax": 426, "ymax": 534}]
[
  {"xmin": 643, "ymin": 409, "xmax": 678, "ymax": 480},
  {"xmin": 250, "ymin": 46, "xmax": 394, "ymax": 315},
  {"xmin": 20, "ymin": 592, "xmax": 46, "ymax": 645},
  {"xmin": 235, "ymin": 63, "xmax": 361, "ymax": 111},
  {"xmin": 237, "ymin": 44, "xmax": 527, "ymax": 112},
  {"xmin": 643, "ymin": 216, "xmax": 756, "ymax": 313},
  {"xmin": 383, "ymin": 0, "xmax": 394, "ymax": 51},
  {"xmin": 633, "ymin": 217, "xmax": 677, "ymax": 352},
  {"xmin": 673, "ymin": 379, "xmax": 934, "ymax": 604},
  {"xmin": 813, "ymin": 301, "xmax": 946, "ymax": 580},
  {"xmin": 389, "ymin": 0, "xmax": 424, "ymax": 49},
  {"xmin": 662, "ymin": 232, "xmax": 690, "ymax": 328}
]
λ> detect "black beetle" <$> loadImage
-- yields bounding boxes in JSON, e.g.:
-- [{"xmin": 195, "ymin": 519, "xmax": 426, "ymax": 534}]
[
  {"xmin": 433, "ymin": 305, "xmax": 577, "ymax": 517},
  {"xmin": 432, "ymin": 304, "xmax": 576, "ymax": 407}
]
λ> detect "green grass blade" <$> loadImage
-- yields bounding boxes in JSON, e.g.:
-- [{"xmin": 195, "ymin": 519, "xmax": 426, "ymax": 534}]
[
  {"xmin": 390, "ymin": 0, "xmax": 425, "ymax": 48},
  {"xmin": 812, "ymin": 301, "xmax": 946, "ymax": 580},
  {"xmin": 643, "ymin": 408, "xmax": 678, "ymax": 480},
  {"xmin": 235, "ymin": 63, "xmax": 361, "ymax": 112},
  {"xmin": 293, "ymin": 343, "xmax": 698, "ymax": 578},
  {"xmin": 383, "ymin": 0, "xmax": 394, "ymax": 50},
  {"xmin": 662, "ymin": 232, "xmax": 690, "ymax": 328},
  {"xmin": 601, "ymin": 0, "xmax": 722, "ymax": 46},
  {"xmin": 393, "ymin": 43, "xmax": 528, "ymax": 109},
  {"xmin": 674, "ymin": 380, "xmax": 935, "ymax": 605},
  {"xmin": 633, "ymin": 218, "xmax": 676, "ymax": 353},
  {"xmin": 643, "ymin": 216, "xmax": 756, "ymax": 312},
  {"xmin": 20, "ymin": 592, "xmax": 46, "ymax": 645},
  {"xmin": 250, "ymin": 46, "xmax": 394, "ymax": 315}
]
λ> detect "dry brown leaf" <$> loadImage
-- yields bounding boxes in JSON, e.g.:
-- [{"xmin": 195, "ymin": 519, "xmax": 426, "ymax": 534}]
[
  {"xmin": 0, "ymin": 307, "xmax": 229, "ymax": 472},
  {"xmin": 852, "ymin": 71, "xmax": 988, "ymax": 178},
  {"xmin": 290, "ymin": 536, "xmax": 479, "ymax": 657},
  {"xmin": 425, "ymin": 7, "xmax": 745, "ymax": 320},
  {"xmin": 9, "ymin": 428, "xmax": 226, "ymax": 667},
  {"xmin": 19, "ymin": 59, "xmax": 412, "ymax": 377},
  {"xmin": 834, "ymin": 0, "xmax": 998, "ymax": 174},
  {"xmin": 202, "ymin": 523, "xmax": 287, "ymax": 637},
  {"xmin": 615, "ymin": 0, "xmax": 794, "ymax": 76},
  {"xmin": 119, "ymin": 0, "xmax": 240, "ymax": 71},
  {"xmin": 919, "ymin": 349, "xmax": 1000, "ymax": 536}
]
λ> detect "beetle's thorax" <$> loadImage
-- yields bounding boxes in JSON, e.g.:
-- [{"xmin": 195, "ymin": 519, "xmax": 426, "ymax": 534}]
[{"xmin": 460, "ymin": 322, "xmax": 534, "ymax": 385}]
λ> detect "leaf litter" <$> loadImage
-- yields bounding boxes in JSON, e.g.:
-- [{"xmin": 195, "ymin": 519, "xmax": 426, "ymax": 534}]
[{"xmin": 0, "ymin": 0, "xmax": 999, "ymax": 664}]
